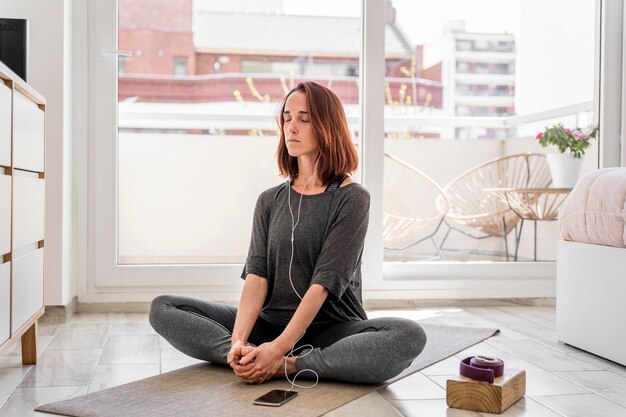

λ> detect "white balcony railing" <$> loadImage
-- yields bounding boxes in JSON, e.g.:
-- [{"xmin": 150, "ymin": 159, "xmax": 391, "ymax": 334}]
[{"xmin": 119, "ymin": 100, "xmax": 594, "ymax": 140}]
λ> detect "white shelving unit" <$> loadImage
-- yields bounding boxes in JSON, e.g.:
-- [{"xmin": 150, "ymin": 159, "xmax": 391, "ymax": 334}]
[{"xmin": 0, "ymin": 61, "xmax": 46, "ymax": 364}]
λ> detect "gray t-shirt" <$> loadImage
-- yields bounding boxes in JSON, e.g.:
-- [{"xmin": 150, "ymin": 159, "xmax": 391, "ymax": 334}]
[{"xmin": 241, "ymin": 180, "xmax": 370, "ymax": 326}]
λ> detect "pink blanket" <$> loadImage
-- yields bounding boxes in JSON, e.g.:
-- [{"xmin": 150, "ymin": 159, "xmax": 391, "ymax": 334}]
[{"xmin": 559, "ymin": 168, "xmax": 626, "ymax": 248}]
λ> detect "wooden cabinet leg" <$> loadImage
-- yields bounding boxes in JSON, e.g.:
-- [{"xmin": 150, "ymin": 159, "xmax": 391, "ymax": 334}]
[{"xmin": 21, "ymin": 322, "xmax": 37, "ymax": 365}]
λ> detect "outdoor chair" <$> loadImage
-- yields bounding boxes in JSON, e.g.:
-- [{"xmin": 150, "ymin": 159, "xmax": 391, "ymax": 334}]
[
  {"xmin": 383, "ymin": 153, "xmax": 450, "ymax": 259},
  {"xmin": 441, "ymin": 152, "xmax": 552, "ymax": 260}
]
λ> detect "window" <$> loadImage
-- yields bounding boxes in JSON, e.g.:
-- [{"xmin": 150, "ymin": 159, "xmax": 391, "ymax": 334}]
[
  {"xmin": 383, "ymin": 0, "xmax": 596, "ymax": 264},
  {"xmin": 114, "ymin": 0, "xmax": 362, "ymax": 267},
  {"xmin": 86, "ymin": 0, "xmax": 607, "ymax": 300},
  {"xmin": 173, "ymin": 57, "xmax": 187, "ymax": 76}
]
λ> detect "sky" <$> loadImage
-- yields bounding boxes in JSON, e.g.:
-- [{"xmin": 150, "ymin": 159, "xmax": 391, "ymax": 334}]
[{"xmin": 283, "ymin": 0, "xmax": 521, "ymax": 45}]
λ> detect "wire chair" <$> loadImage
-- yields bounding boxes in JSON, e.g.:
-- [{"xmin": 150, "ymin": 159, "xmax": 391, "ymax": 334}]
[
  {"xmin": 441, "ymin": 153, "xmax": 552, "ymax": 260},
  {"xmin": 383, "ymin": 153, "xmax": 450, "ymax": 259}
]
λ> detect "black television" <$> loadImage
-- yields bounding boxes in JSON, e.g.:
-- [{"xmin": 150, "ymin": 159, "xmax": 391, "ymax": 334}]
[{"xmin": 0, "ymin": 18, "xmax": 28, "ymax": 82}]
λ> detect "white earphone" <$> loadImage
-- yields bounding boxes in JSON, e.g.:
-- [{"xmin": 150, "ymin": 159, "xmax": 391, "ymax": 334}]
[{"xmin": 284, "ymin": 172, "xmax": 320, "ymax": 390}]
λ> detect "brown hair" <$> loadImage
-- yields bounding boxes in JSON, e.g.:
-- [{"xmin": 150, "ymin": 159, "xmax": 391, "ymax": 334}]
[{"xmin": 276, "ymin": 81, "xmax": 358, "ymax": 185}]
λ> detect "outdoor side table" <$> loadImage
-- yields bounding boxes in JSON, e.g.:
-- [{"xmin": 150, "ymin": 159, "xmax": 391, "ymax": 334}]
[{"xmin": 485, "ymin": 188, "xmax": 572, "ymax": 261}]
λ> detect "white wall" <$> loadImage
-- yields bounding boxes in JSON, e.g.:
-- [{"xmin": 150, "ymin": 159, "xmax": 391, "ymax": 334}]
[
  {"xmin": 0, "ymin": 0, "xmax": 74, "ymax": 305},
  {"xmin": 516, "ymin": 0, "xmax": 596, "ymax": 114},
  {"xmin": 70, "ymin": 0, "xmax": 88, "ymax": 306},
  {"xmin": 117, "ymin": 133, "xmax": 280, "ymax": 263}
]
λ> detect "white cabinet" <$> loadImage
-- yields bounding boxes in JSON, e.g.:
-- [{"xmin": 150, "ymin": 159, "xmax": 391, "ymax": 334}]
[
  {"xmin": 0, "ymin": 82, "xmax": 10, "ymax": 168},
  {"xmin": 12, "ymin": 175, "xmax": 45, "ymax": 250},
  {"xmin": 13, "ymin": 91, "xmax": 45, "ymax": 172},
  {"xmin": 12, "ymin": 249, "xmax": 44, "ymax": 332},
  {"xmin": 0, "ymin": 62, "xmax": 45, "ymax": 363},
  {"xmin": 0, "ymin": 262, "xmax": 9, "ymax": 345},
  {"xmin": 0, "ymin": 175, "xmax": 10, "ymax": 256}
]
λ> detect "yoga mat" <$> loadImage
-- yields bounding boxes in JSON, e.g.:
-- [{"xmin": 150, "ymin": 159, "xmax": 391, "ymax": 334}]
[{"xmin": 36, "ymin": 323, "xmax": 498, "ymax": 417}]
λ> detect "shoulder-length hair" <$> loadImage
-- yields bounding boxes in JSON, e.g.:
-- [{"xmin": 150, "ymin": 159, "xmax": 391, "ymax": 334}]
[{"xmin": 276, "ymin": 81, "xmax": 358, "ymax": 185}]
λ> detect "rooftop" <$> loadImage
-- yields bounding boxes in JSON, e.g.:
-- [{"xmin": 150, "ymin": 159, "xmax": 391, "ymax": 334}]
[{"xmin": 192, "ymin": 11, "xmax": 415, "ymax": 56}]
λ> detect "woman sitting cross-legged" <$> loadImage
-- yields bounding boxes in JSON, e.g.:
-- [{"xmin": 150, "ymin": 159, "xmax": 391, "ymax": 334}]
[{"xmin": 149, "ymin": 81, "xmax": 427, "ymax": 385}]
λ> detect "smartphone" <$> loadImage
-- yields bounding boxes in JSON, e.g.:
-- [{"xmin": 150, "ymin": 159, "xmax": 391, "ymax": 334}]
[{"xmin": 253, "ymin": 389, "xmax": 298, "ymax": 407}]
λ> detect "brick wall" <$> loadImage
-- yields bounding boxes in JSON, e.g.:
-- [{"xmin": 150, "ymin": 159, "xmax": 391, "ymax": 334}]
[
  {"xmin": 119, "ymin": 0, "xmax": 191, "ymax": 31},
  {"xmin": 119, "ymin": 30, "xmax": 196, "ymax": 75},
  {"xmin": 118, "ymin": 0, "xmax": 195, "ymax": 75}
]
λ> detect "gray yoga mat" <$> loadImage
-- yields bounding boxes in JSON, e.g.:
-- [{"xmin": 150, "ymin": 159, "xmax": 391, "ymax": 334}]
[{"xmin": 36, "ymin": 323, "xmax": 498, "ymax": 417}]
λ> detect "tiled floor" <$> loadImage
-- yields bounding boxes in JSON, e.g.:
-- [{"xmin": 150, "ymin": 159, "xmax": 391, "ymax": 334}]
[{"xmin": 1, "ymin": 303, "xmax": 625, "ymax": 416}]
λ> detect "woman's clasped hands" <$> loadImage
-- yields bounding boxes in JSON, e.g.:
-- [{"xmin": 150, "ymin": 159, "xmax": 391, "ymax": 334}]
[{"xmin": 227, "ymin": 340, "xmax": 285, "ymax": 384}]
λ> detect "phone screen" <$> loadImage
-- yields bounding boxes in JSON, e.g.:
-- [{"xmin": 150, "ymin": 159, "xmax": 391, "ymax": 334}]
[{"xmin": 253, "ymin": 389, "xmax": 298, "ymax": 407}]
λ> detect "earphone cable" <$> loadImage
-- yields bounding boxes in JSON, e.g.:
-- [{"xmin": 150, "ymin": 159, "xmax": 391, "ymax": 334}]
[{"xmin": 285, "ymin": 173, "xmax": 320, "ymax": 390}]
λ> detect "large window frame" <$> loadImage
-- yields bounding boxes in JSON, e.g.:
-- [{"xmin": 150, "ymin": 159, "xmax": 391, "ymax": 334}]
[{"xmin": 83, "ymin": 0, "xmax": 616, "ymax": 303}]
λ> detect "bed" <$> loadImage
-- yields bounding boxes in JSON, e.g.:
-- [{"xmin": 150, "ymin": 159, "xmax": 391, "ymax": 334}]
[{"xmin": 556, "ymin": 167, "xmax": 626, "ymax": 366}]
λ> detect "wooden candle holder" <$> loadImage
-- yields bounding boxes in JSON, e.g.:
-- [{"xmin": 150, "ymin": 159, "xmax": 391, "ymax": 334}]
[{"xmin": 446, "ymin": 369, "xmax": 526, "ymax": 414}]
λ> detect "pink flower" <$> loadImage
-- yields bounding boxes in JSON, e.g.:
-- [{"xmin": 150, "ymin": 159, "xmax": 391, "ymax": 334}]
[
  {"xmin": 564, "ymin": 128, "xmax": 571, "ymax": 134},
  {"xmin": 573, "ymin": 130, "xmax": 588, "ymax": 141},
  {"xmin": 535, "ymin": 132, "xmax": 543, "ymax": 140}
]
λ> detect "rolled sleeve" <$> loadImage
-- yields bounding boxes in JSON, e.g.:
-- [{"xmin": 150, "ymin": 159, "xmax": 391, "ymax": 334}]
[
  {"xmin": 310, "ymin": 268, "xmax": 349, "ymax": 299},
  {"xmin": 241, "ymin": 192, "xmax": 271, "ymax": 281},
  {"xmin": 241, "ymin": 256, "xmax": 268, "ymax": 280}
]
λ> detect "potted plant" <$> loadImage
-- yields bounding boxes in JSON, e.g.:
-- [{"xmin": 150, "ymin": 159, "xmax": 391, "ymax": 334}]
[{"xmin": 535, "ymin": 123, "xmax": 598, "ymax": 187}]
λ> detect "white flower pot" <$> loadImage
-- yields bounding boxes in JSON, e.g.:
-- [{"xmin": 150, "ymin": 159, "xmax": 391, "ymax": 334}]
[{"xmin": 546, "ymin": 153, "xmax": 583, "ymax": 188}]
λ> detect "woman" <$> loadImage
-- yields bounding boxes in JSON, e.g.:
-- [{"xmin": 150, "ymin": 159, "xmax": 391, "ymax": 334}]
[{"xmin": 149, "ymin": 81, "xmax": 426, "ymax": 385}]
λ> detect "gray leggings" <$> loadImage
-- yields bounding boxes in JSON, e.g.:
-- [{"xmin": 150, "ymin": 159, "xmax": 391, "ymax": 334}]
[{"xmin": 149, "ymin": 294, "xmax": 427, "ymax": 384}]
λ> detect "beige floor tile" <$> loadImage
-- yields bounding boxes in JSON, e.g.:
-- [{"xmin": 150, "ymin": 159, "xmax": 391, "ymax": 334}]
[
  {"xmin": 37, "ymin": 324, "xmax": 62, "ymax": 337},
  {"xmin": 466, "ymin": 307, "xmax": 550, "ymax": 331},
  {"xmin": 488, "ymin": 338, "xmax": 604, "ymax": 372},
  {"xmin": 19, "ymin": 349, "xmax": 101, "ymax": 388},
  {"xmin": 497, "ymin": 306, "xmax": 556, "ymax": 329},
  {"xmin": 323, "ymin": 391, "xmax": 402, "ymax": 417},
  {"xmin": 0, "ymin": 367, "xmax": 31, "ymax": 408},
  {"xmin": 533, "ymin": 393, "xmax": 626, "ymax": 417},
  {"xmin": 505, "ymin": 323, "xmax": 561, "ymax": 347},
  {"xmin": 393, "ymin": 396, "xmax": 564, "ymax": 417},
  {"xmin": 484, "ymin": 396, "xmax": 564, "ymax": 416},
  {"xmin": 0, "ymin": 340, "xmax": 21, "ymax": 357},
  {"xmin": 158, "ymin": 335, "xmax": 174, "ymax": 349},
  {"xmin": 555, "ymin": 370, "xmax": 626, "ymax": 407},
  {"xmin": 420, "ymin": 356, "xmax": 461, "ymax": 376},
  {"xmin": 391, "ymin": 398, "xmax": 481, "ymax": 417},
  {"xmin": 0, "ymin": 386, "xmax": 87, "ymax": 417},
  {"xmin": 425, "ymin": 375, "xmax": 449, "ymax": 390},
  {"xmin": 47, "ymin": 323, "xmax": 109, "ymax": 350},
  {"xmin": 69, "ymin": 312, "xmax": 149, "ymax": 324},
  {"xmin": 0, "ymin": 353, "xmax": 26, "ymax": 368},
  {"xmin": 108, "ymin": 321, "xmax": 156, "ymax": 335},
  {"xmin": 87, "ymin": 363, "xmax": 160, "ymax": 394},
  {"xmin": 99, "ymin": 334, "xmax": 160, "ymax": 365},
  {"xmin": 160, "ymin": 347, "xmax": 204, "ymax": 373},
  {"xmin": 379, "ymin": 371, "xmax": 446, "ymax": 400},
  {"xmin": 564, "ymin": 350, "xmax": 626, "ymax": 378}
]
